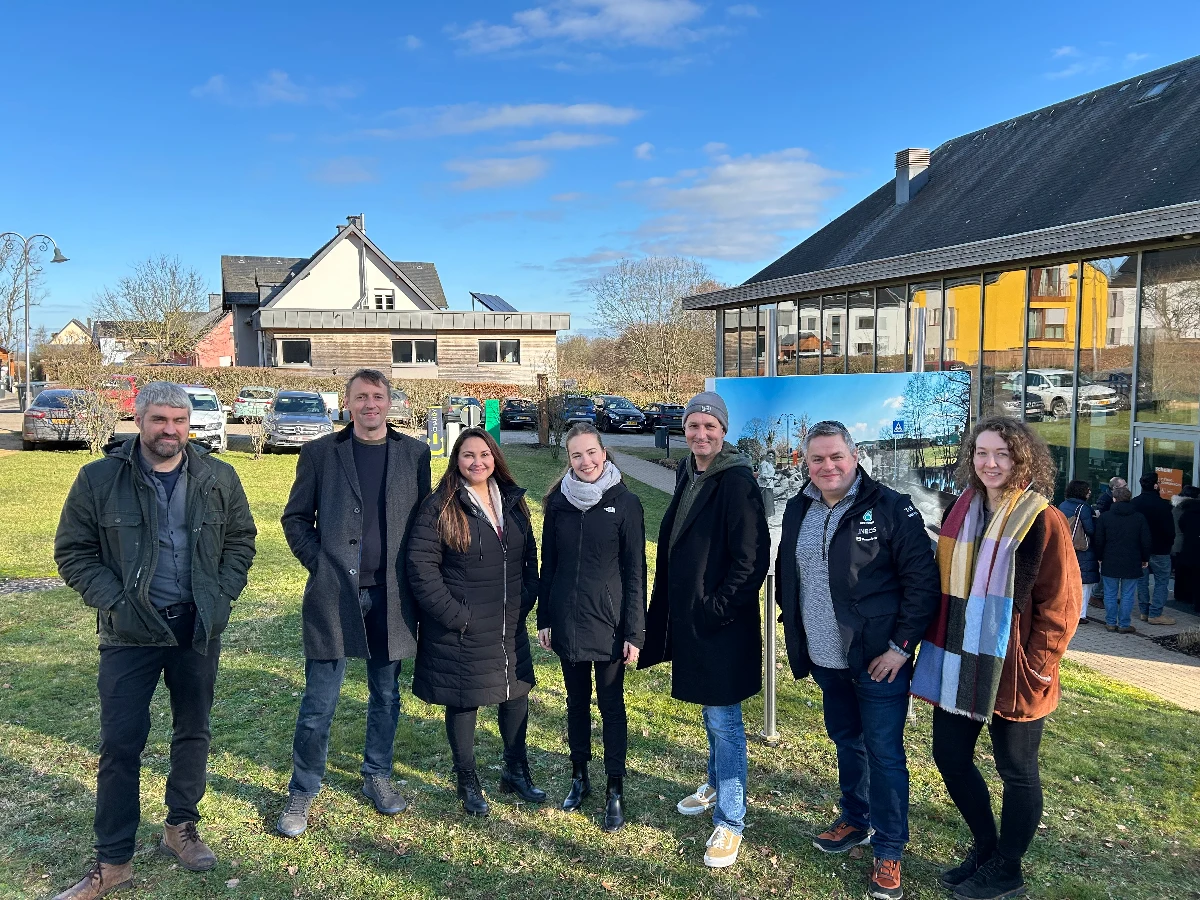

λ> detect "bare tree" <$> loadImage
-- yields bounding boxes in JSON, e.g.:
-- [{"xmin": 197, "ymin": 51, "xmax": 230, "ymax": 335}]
[
  {"xmin": 0, "ymin": 240, "xmax": 47, "ymax": 356},
  {"xmin": 92, "ymin": 255, "xmax": 209, "ymax": 362},
  {"xmin": 588, "ymin": 257, "xmax": 719, "ymax": 398},
  {"xmin": 65, "ymin": 390, "xmax": 124, "ymax": 455}
]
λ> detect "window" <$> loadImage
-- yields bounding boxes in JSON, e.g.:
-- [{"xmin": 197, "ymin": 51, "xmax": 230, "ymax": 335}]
[
  {"xmin": 1139, "ymin": 246, "xmax": 1200, "ymax": 425},
  {"xmin": 1032, "ymin": 266, "xmax": 1071, "ymax": 297},
  {"xmin": 856, "ymin": 316, "xmax": 874, "ymax": 330},
  {"xmin": 374, "ymin": 290, "xmax": 395, "ymax": 310},
  {"xmin": 280, "ymin": 339, "xmax": 311, "ymax": 365},
  {"xmin": 392, "ymin": 339, "xmax": 437, "ymax": 365},
  {"xmin": 1027, "ymin": 262, "xmax": 1078, "ymax": 500},
  {"xmin": 876, "ymin": 285, "xmax": 906, "ymax": 373},
  {"xmin": 856, "ymin": 342, "xmax": 873, "ymax": 355},
  {"xmin": 479, "ymin": 339, "xmax": 521, "ymax": 364},
  {"xmin": 848, "ymin": 290, "xmax": 873, "ymax": 373},
  {"xmin": 1028, "ymin": 307, "xmax": 1068, "ymax": 340}
]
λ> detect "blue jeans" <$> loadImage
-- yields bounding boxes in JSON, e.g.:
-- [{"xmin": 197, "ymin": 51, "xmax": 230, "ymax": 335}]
[
  {"xmin": 1103, "ymin": 576, "xmax": 1138, "ymax": 628},
  {"xmin": 810, "ymin": 663, "xmax": 912, "ymax": 861},
  {"xmin": 1138, "ymin": 555, "xmax": 1171, "ymax": 618},
  {"xmin": 701, "ymin": 704, "xmax": 747, "ymax": 834},
  {"xmin": 288, "ymin": 586, "xmax": 403, "ymax": 796}
]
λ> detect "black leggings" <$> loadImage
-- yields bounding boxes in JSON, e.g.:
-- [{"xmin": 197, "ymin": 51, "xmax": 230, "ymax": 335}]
[
  {"xmin": 560, "ymin": 658, "xmax": 628, "ymax": 777},
  {"xmin": 931, "ymin": 707, "xmax": 1045, "ymax": 861},
  {"xmin": 445, "ymin": 696, "xmax": 529, "ymax": 773}
]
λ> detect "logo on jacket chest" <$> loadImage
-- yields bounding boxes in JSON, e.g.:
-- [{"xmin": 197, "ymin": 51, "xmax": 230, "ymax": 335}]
[{"xmin": 856, "ymin": 508, "xmax": 878, "ymax": 542}]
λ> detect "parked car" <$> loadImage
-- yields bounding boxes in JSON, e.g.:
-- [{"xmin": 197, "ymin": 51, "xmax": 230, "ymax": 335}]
[
  {"xmin": 592, "ymin": 395, "xmax": 646, "ymax": 433},
  {"xmin": 184, "ymin": 386, "xmax": 228, "ymax": 453},
  {"xmin": 387, "ymin": 389, "xmax": 413, "ymax": 426},
  {"xmin": 264, "ymin": 390, "xmax": 334, "ymax": 452},
  {"xmin": 500, "ymin": 397, "xmax": 539, "ymax": 429},
  {"xmin": 1005, "ymin": 368, "xmax": 1120, "ymax": 419},
  {"xmin": 21, "ymin": 389, "xmax": 90, "ymax": 450},
  {"xmin": 641, "ymin": 401, "xmax": 685, "ymax": 432},
  {"xmin": 559, "ymin": 395, "xmax": 597, "ymax": 426},
  {"xmin": 1001, "ymin": 391, "xmax": 1046, "ymax": 422},
  {"xmin": 99, "ymin": 374, "xmax": 138, "ymax": 419},
  {"xmin": 443, "ymin": 395, "xmax": 483, "ymax": 424},
  {"xmin": 232, "ymin": 386, "xmax": 276, "ymax": 422}
]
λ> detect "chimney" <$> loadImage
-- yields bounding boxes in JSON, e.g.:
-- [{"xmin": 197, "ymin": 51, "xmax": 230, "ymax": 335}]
[
  {"xmin": 209, "ymin": 292, "xmax": 223, "ymax": 311},
  {"xmin": 347, "ymin": 213, "xmax": 365, "ymax": 232},
  {"xmin": 895, "ymin": 148, "xmax": 930, "ymax": 205}
]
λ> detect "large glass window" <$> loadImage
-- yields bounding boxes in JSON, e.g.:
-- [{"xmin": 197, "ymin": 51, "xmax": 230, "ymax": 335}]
[
  {"xmin": 1138, "ymin": 246, "xmax": 1200, "ymax": 425},
  {"xmin": 797, "ymin": 298, "xmax": 820, "ymax": 374},
  {"xmin": 821, "ymin": 294, "xmax": 847, "ymax": 374},
  {"xmin": 876, "ymin": 285, "xmax": 906, "ymax": 373},
  {"xmin": 777, "ymin": 300, "xmax": 797, "ymax": 375},
  {"xmin": 722, "ymin": 309, "xmax": 739, "ymax": 376},
  {"xmin": 848, "ymin": 290, "xmax": 874, "ymax": 373},
  {"xmin": 944, "ymin": 276, "xmax": 982, "ymax": 416},
  {"xmin": 1075, "ymin": 255, "xmax": 1135, "ymax": 492},
  {"xmin": 1025, "ymin": 262, "xmax": 1079, "ymax": 500},
  {"xmin": 981, "ymin": 270, "xmax": 1025, "ymax": 418},
  {"xmin": 908, "ymin": 281, "xmax": 942, "ymax": 371},
  {"xmin": 737, "ymin": 306, "xmax": 762, "ymax": 376},
  {"xmin": 280, "ymin": 339, "xmax": 311, "ymax": 366}
]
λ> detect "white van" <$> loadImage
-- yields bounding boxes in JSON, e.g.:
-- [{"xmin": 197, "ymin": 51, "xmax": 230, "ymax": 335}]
[{"xmin": 185, "ymin": 386, "xmax": 228, "ymax": 453}]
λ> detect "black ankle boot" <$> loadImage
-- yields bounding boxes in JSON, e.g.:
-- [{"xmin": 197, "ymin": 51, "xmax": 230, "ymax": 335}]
[
  {"xmin": 456, "ymin": 769, "xmax": 489, "ymax": 817},
  {"xmin": 562, "ymin": 762, "xmax": 591, "ymax": 812},
  {"xmin": 952, "ymin": 853, "xmax": 1025, "ymax": 900},
  {"xmin": 939, "ymin": 845, "xmax": 993, "ymax": 890},
  {"xmin": 602, "ymin": 776, "xmax": 625, "ymax": 833},
  {"xmin": 499, "ymin": 760, "xmax": 547, "ymax": 803}
]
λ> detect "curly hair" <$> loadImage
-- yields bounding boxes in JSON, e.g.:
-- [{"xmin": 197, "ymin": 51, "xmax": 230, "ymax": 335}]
[{"xmin": 954, "ymin": 415, "xmax": 1058, "ymax": 499}]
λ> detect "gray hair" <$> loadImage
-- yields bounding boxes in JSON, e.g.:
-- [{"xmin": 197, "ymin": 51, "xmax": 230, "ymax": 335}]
[
  {"xmin": 801, "ymin": 419, "xmax": 856, "ymax": 456},
  {"xmin": 135, "ymin": 381, "xmax": 192, "ymax": 417},
  {"xmin": 345, "ymin": 367, "xmax": 391, "ymax": 398}
]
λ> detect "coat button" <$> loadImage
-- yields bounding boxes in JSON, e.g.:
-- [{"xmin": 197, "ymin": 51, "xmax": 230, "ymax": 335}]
[
  {"xmin": 354, "ymin": 507, "xmax": 360, "ymax": 514},
  {"xmin": 114, "ymin": 518, "xmax": 121, "ymax": 524},
  {"xmin": 349, "ymin": 539, "xmax": 358, "ymax": 545},
  {"xmin": 349, "ymin": 568, "xmax": 357, "ymax": 575}
]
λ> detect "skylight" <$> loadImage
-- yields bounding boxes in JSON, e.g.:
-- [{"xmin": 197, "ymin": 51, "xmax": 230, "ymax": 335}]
[{"xmin": 1138, "ymin": 77, "xmax": 1176, "ymax": 101}]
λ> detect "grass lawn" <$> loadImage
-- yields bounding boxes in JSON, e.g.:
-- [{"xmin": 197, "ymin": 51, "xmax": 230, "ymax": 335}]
[{"xmin": 1, "ymin": 445, "xmax": 1199, "ymax": 899}]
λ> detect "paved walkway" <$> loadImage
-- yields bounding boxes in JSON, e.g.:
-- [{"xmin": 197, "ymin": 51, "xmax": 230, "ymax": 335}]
[{"xmin": 612, "ymin": 454, "xmax": 1200, "ymax": 713}]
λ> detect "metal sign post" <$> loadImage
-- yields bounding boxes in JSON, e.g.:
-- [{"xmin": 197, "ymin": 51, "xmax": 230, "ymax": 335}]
[
  {"xmin": 761, "ymin": 571, "xmax": 779, "ymax": 745},
  {"xmin": 892, "ymin": 419, "xmax": 905, "ymax": 480}
]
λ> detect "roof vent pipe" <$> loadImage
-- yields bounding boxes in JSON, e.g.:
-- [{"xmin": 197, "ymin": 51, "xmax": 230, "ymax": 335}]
[{"xmin": 895, "ymin": 148, "xmax": 930, "ymax": 205}]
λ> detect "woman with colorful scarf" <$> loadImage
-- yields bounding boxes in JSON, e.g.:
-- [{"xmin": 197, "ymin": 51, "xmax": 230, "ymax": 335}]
[
  {"xmin": 910, "ymin": 417, "xmax": 1081, "ymax": 900},
  {"xmin": 538, "ymin": 423, "xmax": 646, "ymax": 832}
]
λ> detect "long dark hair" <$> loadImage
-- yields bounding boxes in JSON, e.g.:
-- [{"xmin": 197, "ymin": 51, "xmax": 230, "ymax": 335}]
[
  {"xmin": 542, "ymin": 422, "xmax": 612, "ymax": 504},
  {"xmin": 954, "ymin": 415, "xmax": 1057, "ymax": 499},
  {"xmin": 435, "ymin": 427, "xmax": 530, "ymax": 552}
]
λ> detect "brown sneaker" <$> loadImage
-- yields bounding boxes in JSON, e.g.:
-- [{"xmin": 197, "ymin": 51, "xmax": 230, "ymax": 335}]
[
  {"xmin": 159, "ymin": 821, "xmax": 217, "ymax": 871},
  {"xmin": 870, "ymin": 858, "xmax": 903, "ymax": 899},
  {"xmin": 813, "ymin": 818, "xmax": 873, "ymax": 854},
  {"xmin": 1148, "ymin": 615, "xmax": 1177, "ymax": 626},
  {"xmin": 52, "ymin": 861, "xmax": 132, "ymax": 899},
  {"xmin": 1118, "ymin": 625, "xmax": 1137, "ymax": 634}
]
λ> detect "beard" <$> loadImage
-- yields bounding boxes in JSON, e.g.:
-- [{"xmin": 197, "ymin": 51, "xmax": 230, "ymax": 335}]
[{"xmin": 143, "ymin": 433, "xmax": 183, "ymax": 461}]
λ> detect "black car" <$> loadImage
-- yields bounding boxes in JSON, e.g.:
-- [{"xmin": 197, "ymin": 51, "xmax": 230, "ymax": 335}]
[
  {"xmin": 593, "ymin": 395, "xmax": 646, "ymax": 433},
  {"xmin": 500, "ymin": 397, "xmax": 539, "ymax": 429},
  {"xmin": 641, "ymin": 401, "xmax": 685, "ymax": 432},
  {"xmin": 443, "ymin": 395, "xmax": 483, "ymax": 424}
]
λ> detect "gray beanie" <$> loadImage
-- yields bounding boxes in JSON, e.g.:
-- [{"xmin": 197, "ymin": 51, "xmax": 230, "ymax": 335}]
[{"xmin": 683, "ymin": 391, "xmax": 728, "ymax": 432}]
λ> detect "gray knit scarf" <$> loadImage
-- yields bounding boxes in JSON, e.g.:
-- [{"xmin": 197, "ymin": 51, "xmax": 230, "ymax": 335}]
[{"xmin": 559, "ymin": 461, "xmax": 622, "ymax": 512}]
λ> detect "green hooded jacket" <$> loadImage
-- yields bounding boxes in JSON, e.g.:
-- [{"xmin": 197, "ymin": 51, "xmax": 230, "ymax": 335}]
[{"xmin": 669, "ymin": 443, "xmax": 753, "ymax": 551}]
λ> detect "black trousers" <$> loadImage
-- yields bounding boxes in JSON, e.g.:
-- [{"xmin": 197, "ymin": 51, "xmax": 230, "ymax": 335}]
[
  {"xmin": 931, "ymin": 707, "xmax": 1045, "ymax": 862},
  {"xmin": 445, "ymin": 696, "xmax": 529, "ymax": 772},
  {"xmin": 94, "ymin": 610, "xmax": 219, "ymax": 864},
  {"xmin": 560, "ymin": 658, "xmax": 628, "ymax": 777}
]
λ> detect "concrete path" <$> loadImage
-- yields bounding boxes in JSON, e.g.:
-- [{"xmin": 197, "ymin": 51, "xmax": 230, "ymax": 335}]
[{"xmin": 608, "ymin": 450, "xmax": 678, "ymax": 493}]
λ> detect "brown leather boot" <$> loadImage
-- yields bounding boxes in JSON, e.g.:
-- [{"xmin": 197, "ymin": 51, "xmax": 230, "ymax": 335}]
[
  {"xmin": 52, "ymin": 861, "xmax": 132, "ymax": 899},
  {"xmin": 159, "ymin": 821, "xmax": 217, "ymax": 871}
]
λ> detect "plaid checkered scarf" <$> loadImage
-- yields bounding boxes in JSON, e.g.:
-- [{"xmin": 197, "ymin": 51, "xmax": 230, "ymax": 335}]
[{"xmin": 910, "ymin": 486, "xmax": 1048, "ymax": 721}]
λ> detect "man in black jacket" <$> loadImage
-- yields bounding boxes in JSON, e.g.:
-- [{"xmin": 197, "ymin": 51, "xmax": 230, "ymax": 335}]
[
  {"xmin": 1131, "ymin": 472, "xmax": 1177, "ymax": 625},
  {"xmin": 1095, "ymin": 485, "xmax": 1151, "ymax": 632},
  {"xmin": 277, "ymin": 369, "xmax": 432, "ymax": 837},
  {"xmin": 775, "ymin": 421, "xmax": 939, "ymax": 900}
]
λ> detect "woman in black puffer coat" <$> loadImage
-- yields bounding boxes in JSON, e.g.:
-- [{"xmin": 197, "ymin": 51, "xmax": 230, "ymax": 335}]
[
  {"xmin": 537, "ymin": 423, "xmax": 646, "ymax": 832},
  {"xmin": 407, "ymin": 427, "xmax": 544, "ymax": 816}
]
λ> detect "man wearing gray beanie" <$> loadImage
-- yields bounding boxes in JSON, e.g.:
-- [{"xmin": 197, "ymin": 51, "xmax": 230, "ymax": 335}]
[{"xmin": 639, "ymin": 390, "xmax": 769, "ymax": 869}]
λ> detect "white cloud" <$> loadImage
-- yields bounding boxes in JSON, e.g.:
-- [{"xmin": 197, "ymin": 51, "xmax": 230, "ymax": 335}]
[
  {"xmin": 309, "ymin": 156, "xmax": 378, "ymax": 185},
  {"xmin": 190, "ymin": 75, "xmax": 228, "ymax": 100},
  {"xmin": 190, "ymin": 70, "xmax": 356, "ymax": 107},
  {"xmin": 372, "ymin": 102, "xmax": 642, "ymax": 138},
  {"xmin": 403, "ymin": 34, "xmax": 423, "ymax": 50},
  {"xmin": 726, "ymin": 4, "xmax": 759, "ymax": 16},
  {"xmin": 556, "ymin": 247, "xmax": 627, "ymax": 267},
  {"xmin": 881, "ymin": 396, "xmax": 904, "ymax": 410},
  {"xmin": 628, "ymin": 146, "xmax": 841, "ymax": 261},
  {"xmin": 702, "ymin": 141, "xmax": 728, "ymax": 155},
  {"xmin": 850, "ymin": 422, "xmax": 869, "ymax": 437},
  {"xmin": 1052, "ymin": 45, "xmax": 1078, "ymax": 58},
  {"xmin": 551, "ymin": 191, "xmax": 587, "ymax": 202},
  {"xmin": 1125, "ymin": 51, "xmax": 1150, "ymax": 65},
  {"xmin": 634, "ymin": 141, "xmax": 655, "ymax": 160},
  {"xmin": 445, "ymin": 156, "xmax": 550, "ymax": 190},
  {"xmin": 506, "ymin": 132, "xmax": 615, "ymax": 151},
  {"xmin": 255, "ymin": 70, "xmax": 307, "ymax": 104},
  {"xmin": 450, "ymin": 0, "xmax": 709, "ymax": 54}
]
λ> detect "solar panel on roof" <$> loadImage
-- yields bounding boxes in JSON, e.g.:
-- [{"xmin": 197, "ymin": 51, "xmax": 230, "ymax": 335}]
[{"xmin": 470, "ymin": 292, "xmax": 518, "ymax": 312}]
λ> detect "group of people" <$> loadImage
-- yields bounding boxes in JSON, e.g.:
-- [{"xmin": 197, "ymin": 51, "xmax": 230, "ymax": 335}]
[{"xmin": 50, "ymin": 371, "xmax": 1084, "ymax": 900}]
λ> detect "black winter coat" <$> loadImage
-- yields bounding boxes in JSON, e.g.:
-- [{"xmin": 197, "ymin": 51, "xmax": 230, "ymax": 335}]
[
  {"xmin": 537, "ymin": 482, "xmax": 646, "ymax": 663},
  {"xmin": 407, "ymin": 484, "xmax": 539, "ymax": 708},
  {"xmin": 1131, "ymin": 490, "xmax": 1175, "ymax": 556},
  {"xmin": 638, "ymin": 458, "xmax": 770, "ymax": 707},
  {"xmin": 1179, "ymin": 498, "xmax": 1200, "ymax": 559},
  {"xmin": 281, "ymin": 427, "xmax": 431, "ymax": 661},
  {"xmin": 1094, "ymin": 503, "xmax": 1151, "ymax": 579},
  {"xmin": 775, "ymin": 469, "xmax": 940, "ymax": 680}
]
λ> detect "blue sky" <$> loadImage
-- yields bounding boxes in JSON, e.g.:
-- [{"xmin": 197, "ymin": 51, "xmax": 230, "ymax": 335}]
[{"xmin": 5, "ymin": 1, "xmax": 1199, "ymax": 336}]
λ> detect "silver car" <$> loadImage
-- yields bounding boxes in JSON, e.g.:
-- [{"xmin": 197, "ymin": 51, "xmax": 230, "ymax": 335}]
[
  {"xmin": 264, "ymin": 390, "xmax": 334, "ymax": 452},
  {"xmin": 21, "ymin": 389, "xmax": 92, "ymax": 449}
]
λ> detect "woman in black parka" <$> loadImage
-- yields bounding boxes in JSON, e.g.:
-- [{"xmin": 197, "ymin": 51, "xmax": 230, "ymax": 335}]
[
  {"xmin": 537, "ymin": 423, "xmax": 646, "ymax": 832},
  {"xmin": 407, "ymin": 427, "xmax": 545, "ymax": 816}
]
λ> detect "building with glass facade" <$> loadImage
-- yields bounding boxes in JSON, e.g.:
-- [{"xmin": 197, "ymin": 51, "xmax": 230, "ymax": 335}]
[{"xmin": 687, "ymin": 55, "xmax": 1200, "ymax": 502}]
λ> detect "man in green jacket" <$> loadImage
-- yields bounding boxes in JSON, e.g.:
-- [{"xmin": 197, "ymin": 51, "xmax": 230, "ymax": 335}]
[{"xmin": 52, "ymin": 381, "xmax": 256, "ymax": 900}]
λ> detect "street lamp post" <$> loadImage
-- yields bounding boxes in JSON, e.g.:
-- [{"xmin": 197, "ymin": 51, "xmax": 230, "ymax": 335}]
[
  {"xmin": 776, "ymin": 412, "xmax": 797, "ymax": 455},
  {"xmin": 1, "ymin": 232, "xmax": 69, "ymax": 410}
]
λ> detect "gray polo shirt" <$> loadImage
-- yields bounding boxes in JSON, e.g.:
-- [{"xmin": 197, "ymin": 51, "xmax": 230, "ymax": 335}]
[
  {"xmin": 796, "ymin": 475, "xmax": 861, "ymax": 670},
  {"xmin": 137, "ymin": 446, "xmax": 193, "ymax": 610}
]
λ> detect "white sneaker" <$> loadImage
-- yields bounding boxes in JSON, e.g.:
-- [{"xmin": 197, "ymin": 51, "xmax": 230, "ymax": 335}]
[
  {"xmin": 703, "ymin": 825, "xmax": 742, "ymax": 868},
  {"xmin": 676, "ymin": 783, "xmax": 718, "ymax": 816}
]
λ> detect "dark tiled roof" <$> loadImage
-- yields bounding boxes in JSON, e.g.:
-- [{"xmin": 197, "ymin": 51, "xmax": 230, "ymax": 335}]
[
  {"xmin": 221, "ymin": 256, "xmax": 309, "ymax": 306},
  {"xmin": 749, "ymin": 55, "xmax": 1200, "ymax": 285},
  {"xmin": 187, "ymin": 308, "xmax": 228, "ymax": 338},
  {"xmin": 393, "ymin": 262, "xmax": 448, "ymax": 308}
]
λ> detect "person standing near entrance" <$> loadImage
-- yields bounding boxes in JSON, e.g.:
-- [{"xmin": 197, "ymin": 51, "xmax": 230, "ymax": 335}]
[
  {"xmin": 1094, "ymin": 486, "xmax": 1151, "ymax": 634},
  {"xmin": 53, "ymin": 381, "xmax": 257, "ymax": 899},
  {"xmin": 776, "ymin": 420, "xmax": 940, "ymax": 900},
  {"xmin": 639, "ymin": 391, "xmax": 770, "ymax": 869},
  {"xmin": 1058, "ymin": 480, "xmax": 1098, "ymax": 628},
  {"xmin": 276, "ymin": 369, "xmax": 431, "ymax": 837},
  {"xmin": 1131, "ymin": 472, "xmax": 1177, "ymax": 626}
]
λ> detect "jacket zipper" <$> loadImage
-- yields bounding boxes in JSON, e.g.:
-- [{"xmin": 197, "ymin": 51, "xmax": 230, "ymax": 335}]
[
  {"xmin": 464, "ymin": 493, "xmax": 511, "ymax": 700},
  {"xmin": 574, "ymin": 508, "xmax": 586, "ymax": 656}
]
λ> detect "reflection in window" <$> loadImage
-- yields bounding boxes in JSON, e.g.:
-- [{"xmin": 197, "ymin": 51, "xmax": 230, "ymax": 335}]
[
  {"xmin": 908, "ymin": 281, "xmax": 942, "ymax": 371},
  {"xmin": 981, "ymin": 270, "xmax": 1025, "ymax": 418},
  {"xmin": 822, "ymin": 294, "xmax": 846, "ymax": 374},
  {"xmin": 876, "ymin": 285, "xmax": 906, "ymax": 373},
  {"xmin": 1138, "ymin": 246, "xmax": 1200, "ymax": 426},
  {"xmin": 1026, "ymin": 262, "xmax": 1079, "ymax": 500},
  {"xmin": 738, "ymin": 307, "xmax": 761, "ymax": 376},
  {"xmin": 777, "ymin": 301, "xmax": 797, "ymax": 375},
  {"xmin": 723, "ymin": 309, "xmax": 739, "ymax": 376},
  {"xmin": 798, "ymin": 299, "xmax": 820, "ymax": 374},
  {"xmin": 945, "ymin": 276, "xmax": 982, "ymax": 414},
  {"xmin": 1075, "ymin": 256, "xmax": 1134, "ymax": 492},
  {"xmin": 848, "ymin": 290, "xmax": 874, "ymax": 373}
]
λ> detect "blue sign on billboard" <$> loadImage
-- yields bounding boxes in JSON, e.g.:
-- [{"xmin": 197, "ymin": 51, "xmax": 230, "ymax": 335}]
[{"xmin": 892, "ymin": 420, "xmax": 905, "ymax": 436}]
